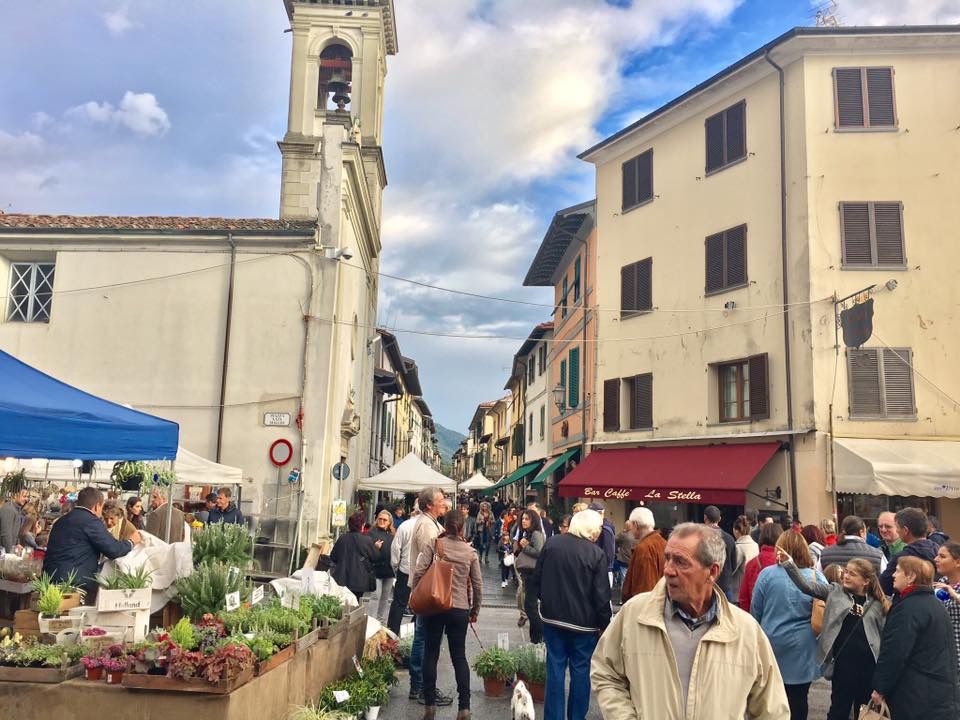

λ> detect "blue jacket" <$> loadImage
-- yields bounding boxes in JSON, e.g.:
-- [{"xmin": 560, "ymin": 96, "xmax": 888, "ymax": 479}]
[
  {"xmin": 208, "ymin": 503, "xmax": 244, "ymax": 525},
  {"xmin": 42, "ymin": 507, "xmax": 134, "ymax": 596},
  {"xmin": 596, "ymin": 519, "xmax": 616, "ymax": 570},
  {"xmin": 751, "ymin": 564, "xmax": 825, "ymax": 684}
]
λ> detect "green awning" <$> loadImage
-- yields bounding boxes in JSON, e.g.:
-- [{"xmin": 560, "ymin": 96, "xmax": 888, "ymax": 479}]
[
  {"xmin": 481, "ymin": 460, "xmax": 543, "ymax": 495},
  {"xmin": 529, "ymin": 448, "xmax": 580, "ymax": 487}
]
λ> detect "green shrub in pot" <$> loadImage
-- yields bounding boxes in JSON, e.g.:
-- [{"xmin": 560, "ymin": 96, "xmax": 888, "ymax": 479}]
[
  {"xmin": 513, "ymin": 644, "xmax": 547, "ymax": 684},
  {"xmin": 471, "ymin": 646, "xmax": 516, "ymax": 681}
]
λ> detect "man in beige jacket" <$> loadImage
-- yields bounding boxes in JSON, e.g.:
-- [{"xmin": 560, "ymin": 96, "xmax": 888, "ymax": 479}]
[{"xmin": 591, "ymin": 523, "xmax": 789, "ymax": 719}]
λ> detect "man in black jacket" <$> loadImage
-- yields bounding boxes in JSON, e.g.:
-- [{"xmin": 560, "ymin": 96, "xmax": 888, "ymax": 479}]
[
  {"xmin": 880, "ymin": 507, "xmax": 939, "ymax": 596},
  {"xmin": 208, "ymin": 486, "xmax": 244, "ymax": 525},
  {"xmin": 704, "ymin": 505, "xmax": 737, "ymax": 601},
  {"xmin": 43, "ymin": 487, "xmax": 140, "ymax": 598},
  {"xmin": 531, "ymin": 508, "xmax": 610, "ymax": 720}
]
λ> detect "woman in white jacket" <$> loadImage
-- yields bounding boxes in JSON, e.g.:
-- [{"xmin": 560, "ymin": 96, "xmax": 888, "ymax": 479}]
[{"xmin": 732, "ymin": 515, "xmax": 759, "ymax": 598}]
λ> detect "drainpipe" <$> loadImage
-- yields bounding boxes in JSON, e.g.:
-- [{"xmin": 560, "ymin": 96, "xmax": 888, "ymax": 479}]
[
  {"xmin": 764, "ymin": 51, "xmax": 799, "ymax": 518},
  {"xmin": 215, "ymin": 234, "xmax": 236, "ymax": 462}
]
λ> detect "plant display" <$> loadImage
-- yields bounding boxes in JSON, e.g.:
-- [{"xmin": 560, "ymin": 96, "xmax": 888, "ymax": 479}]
[
  {"xmin": 220, "ymin": 599, "xmax": 309, "ymax": 637},
  {"xmin": 299, "ymin": 593, "xmax": 343, "ymax": 624},
  {"xmin": 471, "ymin": 646, "xmax": 516, "ymax": 681},
  {"xmin": 196, "ymin": 614, "xmax": 226, "ymax": 652},
  {"xmin": 1, "ymin": 469, "xmax": 28, "ymax": 497},
  {"xmin": 169, "ymin": 617, "xmax": 198, "ymax": 651},
  {"xmin": 167, "ymin": 648, "xmax": 206, "ymax": 680},
  {"xmin": 96, "ymin": 565, "xmax": 153, "ymax": 590},
  {"xmin": 80, "ymin": 655, "xmax": 103, "ymax": 669},
  {"xmin": 199, "ymin": 642, "xmax": 255, "ymax": 683},
  {"xmin": 82, "ymin": 627, "xmax": 107, "ymax": 637},
  {"xmin": 0, "ymin": 639, "xmax": 89, "ymax": 668},
  {"xmin": 175, "ymin": 562, "xmax": 249, "ymax": 620},
  {"xmin": 512, "ymin": 644, "xmax": 547, "ymax": 684},
  {"xmin": 128, "ymin": 637, "xmax": 173, "ymax": 675},
  {"xmin": 37, "ymin": 583, "xmax": 63, "ymax": 617},
  {"xmin": 32, "ymin": 570, "xmax": 83, "ymax": 601},
  {"xmin": 289, "ymin": 704, "xmax": 355, "ymax": 720},
  {"xmin": 318, "ymin": 675, "xmax": 387, "ymax": 716},
  {"xmin": 111, "ymin": 461, "xmax": 175, "ymax": 495},
  {"xmin": 193, "ymin": 521, "xmax": 252, "ymax": 569},
  {"xmin": 396, "ymin": 637, "xmax": 412, "ymax": 667},
  {"xmin": 101, "ymin": 655, "xmax": 130, "ymax": 673},
  {"xmin": 360, "ymin": 655, "xmax": 398, "ymax": 688}
]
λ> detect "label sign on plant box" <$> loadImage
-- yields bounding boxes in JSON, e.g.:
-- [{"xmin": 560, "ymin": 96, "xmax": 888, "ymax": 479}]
[
  {"xmin": 251, "ymin": 586, "xmax": 264, "ymax": 605},
  {"xmin": 333, "ymin": 690, "xmax": 351, "ymax": 703},
  {"xmin": 225, "ymin": 591, "xmax": 241, "ymax": 611},
  {"xmin": 497, "ymin": 633, "xmax": 510, "ymax": 651},
  {"xmin": 97, "ymin": 588, "xmax": 151, "ymax": 613}
]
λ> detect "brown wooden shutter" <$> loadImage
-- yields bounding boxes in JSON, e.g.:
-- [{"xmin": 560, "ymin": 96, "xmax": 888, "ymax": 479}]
[
  {"xmin": 748, "ymin": 353, "xmax": 770, "ymax": 420},
  {"xmin": 848, "ymin": 348, "xmax": 883, "ymax": 417},
  {"xmin": 866, "ymin": 68, "xmax": 895, "ymax": 126},
  {"xmin": 705, "ymin": 113, "xmax": 724, "ymax": 172},
  {"xmin": 637, "ymin": 150, "xmax": 653, "ymax": 204},
  {"xmin": 873, "ymin": 202, "xmax": 905, "ymax": 265},
  {"xmin": 725, "ymin": 225, "xmax": 747, "ymax": 287},
  {"xmin": 637, "ymin": 257, "xmax": 652, "ymax": 311},
  {"xmin": 835, "ymin": 68, "xmax": 865, "ymax": 127},
  {"xmin": 882, "ymin": 348, "xmax": 915, "ymax": 417},
  {"xmin": 631, "ymin": 373, "xmax": 653, "ymax": 430},
  {"xmin": 840, "ymin": 202, "xmax": 872, "ymax": 265},
  {"xmin": 622, "ymin": 157, "xmax": 637, "ymax": 210},
  {"xmin": 705, "ymin": 232, "xmax": 724, "ymax": 293},
  {"xmin": 603, "ymin": 378, "xmax": 621, "ymax": 432},
  {"xmin": 621, "ymin": 263, "xmax": 636, "ymax": 316},
  {"xmin": 725, "ymin": 102, "xmax": 746, "ymax": 163}
]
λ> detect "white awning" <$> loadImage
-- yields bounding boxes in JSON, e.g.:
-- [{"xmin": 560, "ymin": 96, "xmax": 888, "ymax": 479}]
[
  {"xmin": 358, "ymin": 452, "xmax": 457, "ymax": 493},
  {"xmin": 833, "ymin": 438, "xmax": 960, "ymax": 498},
  {"xmin": 459, "ymin": 471, "xmax": 493, "ymax": 491}
]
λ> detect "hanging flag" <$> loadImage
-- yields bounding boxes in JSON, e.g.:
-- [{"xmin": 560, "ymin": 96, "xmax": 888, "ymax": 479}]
[{"xmin": 840, "ymin": 298, "xmax": 874, "ymax": 348}]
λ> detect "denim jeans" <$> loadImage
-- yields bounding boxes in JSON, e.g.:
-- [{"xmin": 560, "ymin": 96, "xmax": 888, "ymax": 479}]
[
  {"xmin": 409, "ymin": 614, "xmax": 426, "ymax": 689},
  {"xmin": 543, "ymin": 624, "xmax": 598, "ymax": 720}
]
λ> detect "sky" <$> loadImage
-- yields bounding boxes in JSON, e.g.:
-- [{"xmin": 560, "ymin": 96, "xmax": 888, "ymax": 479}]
[{"xmin": 2, "ymin": 0, "xmax": 959, "ymax": 433}]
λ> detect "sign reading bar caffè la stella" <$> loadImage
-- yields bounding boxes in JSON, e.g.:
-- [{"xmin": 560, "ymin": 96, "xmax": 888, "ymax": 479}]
[{"xmin": 582, "ymin": 486, "xmax": 704, "ymax": 502}]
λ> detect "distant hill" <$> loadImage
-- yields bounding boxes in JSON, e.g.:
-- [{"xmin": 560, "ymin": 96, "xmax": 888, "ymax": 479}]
[{"xmin": 435, "ymin": 423, "xmax": 466, "ymax": 463}]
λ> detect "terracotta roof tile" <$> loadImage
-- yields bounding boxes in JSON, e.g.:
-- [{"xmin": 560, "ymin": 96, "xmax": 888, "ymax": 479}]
[{"xmin": 0, "ymin": 214, "xmax": 316, "ymax": 233}]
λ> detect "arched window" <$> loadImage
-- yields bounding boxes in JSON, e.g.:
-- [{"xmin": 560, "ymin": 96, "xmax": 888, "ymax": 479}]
[{"xmin": 318, "ymin": 44, "xmax": 353, "ymax": 111}]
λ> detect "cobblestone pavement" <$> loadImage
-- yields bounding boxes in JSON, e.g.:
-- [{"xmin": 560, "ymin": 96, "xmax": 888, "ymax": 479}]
[{"xmin": 374, "ymin": 557, "xmax": 834, "ymax": 719}]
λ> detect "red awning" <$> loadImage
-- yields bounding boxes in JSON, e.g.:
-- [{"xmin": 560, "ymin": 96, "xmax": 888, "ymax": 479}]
[{"xmin": 558, "ymin": 442, "xmax": 781, "ymax": 505}]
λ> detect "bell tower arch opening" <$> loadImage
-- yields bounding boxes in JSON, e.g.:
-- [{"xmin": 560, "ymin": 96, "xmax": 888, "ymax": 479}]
[{"xmin": 318, "ymin": 43, "xmax": 353, "ymax": 112}]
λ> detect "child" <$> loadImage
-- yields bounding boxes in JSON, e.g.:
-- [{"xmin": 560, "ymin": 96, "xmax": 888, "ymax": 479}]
[{"xmin": 499, "ymin": 530, "xmax": 515, "ymax": 588}]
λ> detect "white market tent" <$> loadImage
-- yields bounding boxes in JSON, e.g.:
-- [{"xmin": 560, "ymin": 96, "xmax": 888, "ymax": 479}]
[
  {"xmin": 459, "ymin": 471, "xmax": 493, "ymax": 491},
  {"xmin": 14, "ymin": 445, "xmax": 242, "ymax": 487},
  {"xmin": 358, "ymin": 452, "xmax": 457, "ymax": 493}
]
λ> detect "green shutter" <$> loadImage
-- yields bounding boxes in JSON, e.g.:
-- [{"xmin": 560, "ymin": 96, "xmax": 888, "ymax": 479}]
[
  {"xmin": 574, "ymin": 257, "xmax": 581, "ymax": 303},
  {"xmin": 560, "ymin": 360, "xmax": 566, "ymax": 407},
  {"xmin": 561, "ymin": 277, "xmax": 568, "ymax": 318},
  {"xmin": 568, "ymin": 347, "xmax": 580, "ymax": 409}
]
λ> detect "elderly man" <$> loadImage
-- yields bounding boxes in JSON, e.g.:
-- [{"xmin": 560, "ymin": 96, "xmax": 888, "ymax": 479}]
[
  {"xmin": 877, "ymin": 511, "xmax": 905, "ymax": 560},
  {"xmin": 407, "ymin": 487, "xmax": 453, "ymax": 707},
  {"xmin": 591, "ymin": 523, "xmax": 789, "ymax": 719},
  {"xmin": 531, "ymin": 509, "xmax": 610, "ymax": 720},
  {"xmin": 880, "ymin": 507, "xmax": 939, "ymax": 596},
  {"xmin": 0, "ymin": 488, "xmax": 29, "ymax": 552},
  {"xmin": 43, "ymin": 487, "xmax": 141, "ymax": 598},
  {"xmin": 620, "ymin": 506, "xmax": 666, "ymax": 603},
  {"xmin": 144, "ymin": 487, "xmax": 186, "ymax": 543}
]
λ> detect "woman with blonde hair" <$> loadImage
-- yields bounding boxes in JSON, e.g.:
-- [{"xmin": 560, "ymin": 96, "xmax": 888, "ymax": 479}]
[
  {"xmin": 751, "ymin": 531, "xmax": 825, "ymax": 719},
  {"xmin": 368, "ymin": 509, "xmax": 396, "ymax": 623},
  {"xmin": 777, "ymin": 547, "xmax": 888, "ymax": 720},
  {"xmin": 870, "ymin": 556, "xmax": 959, "ymax": 720}
]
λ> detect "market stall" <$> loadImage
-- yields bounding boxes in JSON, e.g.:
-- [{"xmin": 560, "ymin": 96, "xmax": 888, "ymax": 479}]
[{"xmin": 358, "ymin": 452, "xmax": 457, "ymax": 494}]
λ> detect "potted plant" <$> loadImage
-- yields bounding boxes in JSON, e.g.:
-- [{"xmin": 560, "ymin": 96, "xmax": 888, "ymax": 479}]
[
  {"xmin": 472, "ymin": 646, "xmax": 516, "ymax": 697},
  {"xmin": 364, "ymin": 679, "xmax": 389, "ymax": 720},
  {"xmin": 513, "ymin": 644, "xmax": 547, "ymax": 702},
  {"xmin": 102, "ymin": 655, "xmax": 129, "ymax": 684},
  {"xmin": 80, "ymin": 654, "xmax": 103, "ymax": 681}
]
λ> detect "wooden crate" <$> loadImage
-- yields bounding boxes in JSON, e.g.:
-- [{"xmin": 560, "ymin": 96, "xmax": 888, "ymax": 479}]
[
  {"xmin": 315, "ymin": 616, "xmax": 346, "ymax": 639},
  {"xmin": 295, "ymin": 625, "xmax": 320, "ymax": 652},
  {"xmin": 0, "ymin": 663, "xmax": 83, "ymax": 683},
  {"xmin": 121, "ymin": 666, "xmax": 254, "ymax": 694},
  {"xmin": 254, "ymin": 643, "xmax": 295, "ymax": 677}
]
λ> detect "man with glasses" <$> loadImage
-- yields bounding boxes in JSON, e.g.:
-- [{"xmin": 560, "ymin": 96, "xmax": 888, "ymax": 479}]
[{"xmin": 877, "ymin": 511, "xmax": 905, "ymax": 560}]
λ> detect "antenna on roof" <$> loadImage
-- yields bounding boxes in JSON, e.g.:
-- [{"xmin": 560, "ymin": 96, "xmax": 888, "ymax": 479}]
[{"xmin": 814, "ymin": 1, "xmax": 841, "ymax": 27}]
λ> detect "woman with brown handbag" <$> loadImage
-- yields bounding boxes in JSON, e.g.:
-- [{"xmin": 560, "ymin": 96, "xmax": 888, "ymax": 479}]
[{"xmin": 413, "ymin": 509, "xmax": 482, "ymax": 720}]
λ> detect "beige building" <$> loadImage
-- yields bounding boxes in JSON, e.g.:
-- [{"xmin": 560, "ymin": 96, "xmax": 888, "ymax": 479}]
[
  {"xmin": 573, "ymin": 26, "xmax": 960, "ymax": 535},
  {"xmin": 0, "ymin": 0, "xmax": 399, "ymax": 551}
]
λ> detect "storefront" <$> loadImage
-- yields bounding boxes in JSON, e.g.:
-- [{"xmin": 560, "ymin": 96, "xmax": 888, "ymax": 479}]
[{"xmin": 832, "ymin": 437, "xmax": 960, "ymax": 535}]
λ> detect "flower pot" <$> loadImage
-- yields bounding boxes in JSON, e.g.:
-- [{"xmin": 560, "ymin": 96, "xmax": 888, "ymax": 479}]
[
  {"xmin": 106, "ymin": 670, "xmax": 124, "ymax": 684},
  {"xmin": 483, "ymin": 677, "xmax": 508, "ymax": 697},
  {"xmin": 365, "ymin": 707, "xmax": 381, "ymax": 720},
  {"xmin": 84, "ymin": 667, "xmax": 103, "ymax": 681},
  {"xmin": 517, "ymin": 673, "xmax": 545, "ymax": 703}
]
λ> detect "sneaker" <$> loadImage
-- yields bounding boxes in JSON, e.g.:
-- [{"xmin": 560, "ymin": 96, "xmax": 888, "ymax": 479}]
[
  {"xmin": 409, "ymin": 686, "xmax": 422, "ymax": 700},
  {"xmin": 417, "ymin": 689, "xmax": 454, "ymax": 706}
]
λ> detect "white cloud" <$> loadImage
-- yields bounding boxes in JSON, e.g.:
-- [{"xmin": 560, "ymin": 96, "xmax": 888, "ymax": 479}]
[
  {"xmin": 826, "ymin": 0, "xmax": 960, "ymax": 25},
  {"xmin": 103, "ymin": 5, "xmax": 137, "ymax": 36},
  {"xmin": 0, "ymin": 129, "xmax": 45, "ymax": 159},
  {"xmin": 66, "ymin": 92, "xmax": 170, "ymax": 136},
  {"xmin": 31, "ymin": 112, "xmax": 54, "ymax": 130}
]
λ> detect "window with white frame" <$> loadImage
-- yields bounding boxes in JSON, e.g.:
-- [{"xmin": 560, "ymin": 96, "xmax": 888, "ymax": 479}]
[{"xmin": 7, "ymin": 262, "xmax": 55, "ymax": 323}]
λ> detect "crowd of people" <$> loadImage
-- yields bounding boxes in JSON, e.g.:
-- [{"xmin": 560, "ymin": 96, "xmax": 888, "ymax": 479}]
[
  {"xmin": 337, "ymin": 490, "xmax": 960, "ymax": 720},
  {"xmin": 0, "ymin": 483, "xmax": 246, "ymax": 599}
]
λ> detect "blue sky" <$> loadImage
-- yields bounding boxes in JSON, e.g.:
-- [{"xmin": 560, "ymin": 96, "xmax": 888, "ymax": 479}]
[{"xmin": 1, "ymin": 0, "xmax": 957, "ymax": 432}]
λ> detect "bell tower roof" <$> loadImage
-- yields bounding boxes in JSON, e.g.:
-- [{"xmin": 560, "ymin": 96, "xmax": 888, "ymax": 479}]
[{"xmin": 282, "ymin": 0, "xmax": 398, "ymax": 55}]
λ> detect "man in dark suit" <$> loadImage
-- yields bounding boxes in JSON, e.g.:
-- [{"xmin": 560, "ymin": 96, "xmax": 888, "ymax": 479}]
[{"xmin": 43, "ymin": 486, "xmax": 140, "ymax": 598}]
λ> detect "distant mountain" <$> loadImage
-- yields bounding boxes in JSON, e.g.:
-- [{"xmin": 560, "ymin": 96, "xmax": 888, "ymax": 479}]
[{"xmin": 435, "ymin": 423, "xmax": 466, "ymax": 463}]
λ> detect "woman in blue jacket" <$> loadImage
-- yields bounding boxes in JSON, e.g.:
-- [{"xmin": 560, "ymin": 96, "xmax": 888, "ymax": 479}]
[{"xmin": 751, "ymin": 530, "xmax": 825, "ymax": 720}]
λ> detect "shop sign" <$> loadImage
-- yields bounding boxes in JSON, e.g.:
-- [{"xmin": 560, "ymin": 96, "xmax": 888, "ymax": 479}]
[
  {"xmin": 582, "ymin": 486, "xmax": 704, "ymax": 502},
  {"xmin": 331, "ymin": 499, "xmax": 348, "ymax": 527}
]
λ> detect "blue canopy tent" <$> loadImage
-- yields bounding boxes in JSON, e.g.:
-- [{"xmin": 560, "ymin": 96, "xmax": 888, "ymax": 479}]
[{"xmin": 0, "ymin": 349, "xmax": 179, "ymax": 460}]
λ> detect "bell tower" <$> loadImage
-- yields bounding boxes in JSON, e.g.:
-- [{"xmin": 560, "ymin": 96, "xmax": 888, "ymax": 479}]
[{"xmin": 278, "ymin": 0, "xmax": 397, "ymax": 220}]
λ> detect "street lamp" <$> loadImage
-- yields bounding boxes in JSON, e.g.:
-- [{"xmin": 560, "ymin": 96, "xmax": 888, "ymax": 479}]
[{"xmin": 552, "ymin": 384, "xmax": 566, "ymax": 411}]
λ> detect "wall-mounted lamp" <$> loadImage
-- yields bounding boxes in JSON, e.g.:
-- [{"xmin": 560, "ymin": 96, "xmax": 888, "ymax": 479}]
[
  {"xmin": 552, "ymin": 384, "xmax": 566, "ymax": 411},
  {"xmin": 723, "ymin": 300, "xmax": 736, "ymax": 310},
  {"xmin": 885, "ymin": 279, "xmax": 898, "ymax": 292},
  {"xmin": 324, "ymin": 247, "xmax": 354, "ymax": 261}
]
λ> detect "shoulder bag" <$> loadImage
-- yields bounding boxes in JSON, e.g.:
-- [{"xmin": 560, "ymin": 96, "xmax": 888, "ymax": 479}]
[
  {"xmin": 408, "ymin": 538, "xmax": 454, "ymax": 616},
  {"xmin": 810, "ymin": 569, "xmax": 825, "ymax": 635}
]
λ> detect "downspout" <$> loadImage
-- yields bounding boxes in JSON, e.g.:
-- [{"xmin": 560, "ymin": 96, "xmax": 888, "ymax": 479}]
[
  {"xmin": 764, "ymin": 51, "xmax": 799, "ymax": 518},
  {"xmin": 215, "ymin": 234, "xmax": 236, "ymax": 462}
]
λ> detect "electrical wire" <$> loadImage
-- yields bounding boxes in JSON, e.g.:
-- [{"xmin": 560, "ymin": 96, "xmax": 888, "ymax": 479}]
[
  {"xmin": 872, "ymin": 332, "xmax": 960, "ymax": 410},
  {"xmin": 134, "ymin": 395, "xmax": 301, "ymax": 410}
]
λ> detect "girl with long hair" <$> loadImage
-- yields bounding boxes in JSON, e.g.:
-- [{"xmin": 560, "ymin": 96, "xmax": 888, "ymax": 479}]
[
  {"xmin": 933, "ymin": 540, "xmax": 960, "ymax": 675},
  {"xmin": 514, "ymin": 508, "xmax": 545, "ymax": 642},
  {"xmin": 125, "ymin": 496, "xmax": 145, "ymax": 530},
  {"xmin": 777, "ymin": 549, "xmax": 889, "ymax": 720}
]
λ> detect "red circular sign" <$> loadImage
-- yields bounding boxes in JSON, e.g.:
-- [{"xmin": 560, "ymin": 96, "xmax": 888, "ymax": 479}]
[{"xmin": 269, "ymin": 439, "xmax": 294, "ymax": 467}]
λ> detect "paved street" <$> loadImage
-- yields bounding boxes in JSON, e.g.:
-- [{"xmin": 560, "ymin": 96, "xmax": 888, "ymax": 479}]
[{"xmin": 377, "ymin": 557, "xmax": 833, "ymax": 719}]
